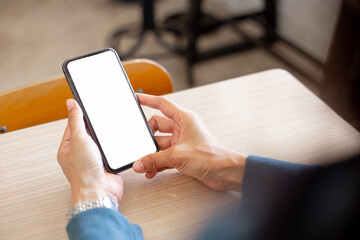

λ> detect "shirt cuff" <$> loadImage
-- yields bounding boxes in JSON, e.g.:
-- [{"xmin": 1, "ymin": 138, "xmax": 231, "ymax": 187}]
[{"xmin": 67, "ymin": 208, "xmax": 143, "ymax": 240}]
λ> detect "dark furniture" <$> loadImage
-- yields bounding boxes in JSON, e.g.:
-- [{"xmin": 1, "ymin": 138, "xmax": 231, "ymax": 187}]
[
  {"xmin": 322, "ymin": 0, "xmax": 360, "ymax": 129},
  {"xmin": 109, "ymin": 0, "xmax": 176, "ymax": 59},
  {"xmin": 110, "ymin": 0, "xmax": 322, "ymax": 86},
  {"xmin": 110, "ymin": 0, "xmax": 278, "ymax": 85},
  {"xmin": 162, "ymin": 0, "xmax": 277, "ymax": 84}
]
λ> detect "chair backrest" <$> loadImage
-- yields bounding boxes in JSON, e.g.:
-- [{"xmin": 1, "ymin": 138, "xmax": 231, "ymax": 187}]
[{"xmin": 0, "ymin": 58, "xmax": 173, "ymax": 134}]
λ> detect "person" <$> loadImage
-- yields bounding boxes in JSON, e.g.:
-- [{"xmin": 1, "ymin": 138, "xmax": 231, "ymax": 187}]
[{"xmin": 58, "ymin": 95, "xmax": 360, "ymax": 240}]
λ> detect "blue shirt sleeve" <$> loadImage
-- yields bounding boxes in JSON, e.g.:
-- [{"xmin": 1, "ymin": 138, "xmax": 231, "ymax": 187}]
[
  {"xmin": 241, "ymin": 155, "xmax": 320, "ymax": 215},
  {"xmin": 199, "ymin": 155, "xmax": 321, "ymax": 240},
  {"xmin": 66, "ymin": 208, "xmax": 143, "ymax": 240}
]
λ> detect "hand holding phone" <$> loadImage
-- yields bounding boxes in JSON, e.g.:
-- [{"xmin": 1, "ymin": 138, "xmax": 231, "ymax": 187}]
[
  {"xmin": 57, "ymin": 99, "xmax": 124, "ymax": 205},
  {"xmin": 63, "ymin": 48, "xmax": 158, "ymax": 173}
]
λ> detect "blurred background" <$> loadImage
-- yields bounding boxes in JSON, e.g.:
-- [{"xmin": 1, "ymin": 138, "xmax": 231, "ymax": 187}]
[{"xmin": 0, "ymin": 0, "xmax": 359, "ymax": 129}]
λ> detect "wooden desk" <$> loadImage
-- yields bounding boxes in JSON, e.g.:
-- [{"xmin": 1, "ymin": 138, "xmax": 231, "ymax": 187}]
[{"xmin": 1, "ymin": 69, "xmax": 359, "ymax": 239}]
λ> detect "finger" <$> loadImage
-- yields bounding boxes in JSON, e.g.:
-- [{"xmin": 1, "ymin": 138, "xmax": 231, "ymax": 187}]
[
  {"xmin": 66, "ymin": 99, "xmax": 87, "ymax": 135},
  {"xmin": 58, "ymin": 125, "xmax": 70, "ymax": 157},
  {"xmin": 132, "ymin": 148, "xmax": 175, "ymax": 173},
  {"xmin": 145, "ymin": 171, "xmax": 157, "ymax": 179},
  {"xmin": 149, "ymin": 115, "xmax": 173, "ymax": 134},
  {"xmin": 61, "ymin": 124, "xmax": 71, "ymax": 143},
  {"xmin": 59, "ymin": 124, "xmax": 70, "ymax": 149},
  {"xmin": 136, "ymin": 94, "xmax": 184, "ymax": 121},
  {"xmin": 155, "ymin": 136, "xmax": 172, "ymax": 150},
  {"xmin": 157, "ymin": 167, "xmax": 168, "ymax": 172}
]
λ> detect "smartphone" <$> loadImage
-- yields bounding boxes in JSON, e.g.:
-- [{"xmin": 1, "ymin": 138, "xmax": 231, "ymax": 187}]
[{"xmin": 62, "ymin": 48, "xmax": 158, "ymax": 173}]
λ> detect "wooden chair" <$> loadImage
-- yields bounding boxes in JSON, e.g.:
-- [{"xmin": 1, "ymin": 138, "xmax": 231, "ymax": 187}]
[{"xmin": 0, "ymin": 59, "xmax": 173, "ymax": 134}]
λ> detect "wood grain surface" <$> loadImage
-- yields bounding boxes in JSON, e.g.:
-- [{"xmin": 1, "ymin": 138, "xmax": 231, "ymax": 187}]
[{"xmin": 1, "ymin": 69, "xmax": 359, "ymax": 239}]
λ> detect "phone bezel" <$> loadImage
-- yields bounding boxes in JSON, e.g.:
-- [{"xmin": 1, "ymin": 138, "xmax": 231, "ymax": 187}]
[{"xmin": 62, "ymin": 48, "xmax": 159, "ymax": 173}]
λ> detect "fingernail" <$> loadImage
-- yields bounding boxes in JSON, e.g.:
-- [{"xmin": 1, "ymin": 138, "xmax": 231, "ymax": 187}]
[
  {"xmin": 133, "ymin": 161, "xmax": 144, "ymax": 172},
  {"xmin": 66, "ymin": 99, "xmax": 74, "ymax": 112}
]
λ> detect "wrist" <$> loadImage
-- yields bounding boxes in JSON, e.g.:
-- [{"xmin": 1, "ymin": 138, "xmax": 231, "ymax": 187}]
[
  {"xmin": 71, "ymin": 186, "xmax": 118, "ymax": 206},
  {"xmin": 71, "ymin": 187, "xmax": 104, "ymax": 206},
  {"xmin": 67, "ymin": 195, "xmax": 119, "ymax": 220},
  {"xmin": 217, "ymin": 149, "xmax": 247, "ymax": 192}
]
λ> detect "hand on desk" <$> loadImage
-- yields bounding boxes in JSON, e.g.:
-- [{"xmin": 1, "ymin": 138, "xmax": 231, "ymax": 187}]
[
  {"xmin": 57, "ymin": 99, "xmax": 123, "ymax": 206},
  {"xmin": 133, "ymin": 94, "xmax": 247, "ymax": 192}
]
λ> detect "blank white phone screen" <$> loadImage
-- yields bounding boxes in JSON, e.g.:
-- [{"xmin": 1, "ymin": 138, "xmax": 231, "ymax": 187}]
[{"xmin": 67, "ymin": 50, "xmax": 157, "ymax": 170}]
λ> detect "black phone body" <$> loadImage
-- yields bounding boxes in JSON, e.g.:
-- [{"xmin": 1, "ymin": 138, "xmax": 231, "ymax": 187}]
[{"xmin": 62, "ymin": 48, "xmax": 158, "ymax": 173}]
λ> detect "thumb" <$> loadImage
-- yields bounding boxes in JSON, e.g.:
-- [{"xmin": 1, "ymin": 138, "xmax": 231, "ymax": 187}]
[
  {"xmin": 66, "ymin": 99, "xmax": 87, "ymax": 134},
  {"xmin": 133, "ymin": 149, "xmax": 175, "ymax": 173}
]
